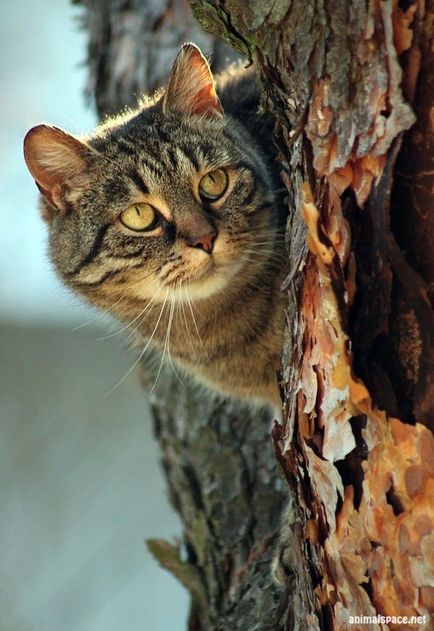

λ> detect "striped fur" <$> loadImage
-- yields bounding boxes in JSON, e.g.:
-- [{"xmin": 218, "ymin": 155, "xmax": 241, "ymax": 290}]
[{"xmin": 24, "ymin": 44, "xmax": 287, "ymax": 410}]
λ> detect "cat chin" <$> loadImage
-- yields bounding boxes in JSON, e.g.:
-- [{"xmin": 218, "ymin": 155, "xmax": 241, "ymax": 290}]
[
  {"xmin": 174, "ymin": 275, "xmax": 230, "ymax": 301},
  {"xmin": 166, "ymin": 258, "xmax": 245, "ymax": 302},
  {"xmin": 124, "ymin": 266, "xmax": 232, "ymax": 303}
]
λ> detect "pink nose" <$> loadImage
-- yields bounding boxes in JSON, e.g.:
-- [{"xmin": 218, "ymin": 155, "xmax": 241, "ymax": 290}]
[{"xmin": 186, "ymin": 228, "xmax": 217, "ymax": 254}]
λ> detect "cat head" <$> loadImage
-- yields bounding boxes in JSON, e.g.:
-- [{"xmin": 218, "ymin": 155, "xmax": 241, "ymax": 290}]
[{"xmin": 24, "ymin": 44, "xmax": 277, "ymax": 310}]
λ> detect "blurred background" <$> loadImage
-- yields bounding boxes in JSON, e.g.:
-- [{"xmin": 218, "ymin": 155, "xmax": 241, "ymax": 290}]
[{"xmin": 0, "ymin": 1, "xmax": 189, "ymax": 629}]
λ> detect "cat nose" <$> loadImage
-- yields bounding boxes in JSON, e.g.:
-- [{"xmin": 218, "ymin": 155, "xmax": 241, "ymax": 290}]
[{"xmin": 186, "ymin": 228, "xmax": 217, "ymax": 254}]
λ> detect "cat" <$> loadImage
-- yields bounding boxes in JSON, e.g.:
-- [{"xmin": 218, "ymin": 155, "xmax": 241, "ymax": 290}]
[{"xmin": 23, "ymin": 43, "xmax": 287, "ymax": 413}]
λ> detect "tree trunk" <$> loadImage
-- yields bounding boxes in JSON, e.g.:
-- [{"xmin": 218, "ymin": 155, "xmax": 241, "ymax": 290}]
[{"xmin": 77, "ymin": 0, "xmax": 434, "ymax": 629}]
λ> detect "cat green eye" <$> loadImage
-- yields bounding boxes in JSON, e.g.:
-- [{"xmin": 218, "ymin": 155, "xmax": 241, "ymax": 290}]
[
  {"xmin": 120, "ymin": 203, "xmax": 157, "ymax": 232},
  {"xmin": 198, "ymin": 168, "xmax": 228, "ymax": 201}
]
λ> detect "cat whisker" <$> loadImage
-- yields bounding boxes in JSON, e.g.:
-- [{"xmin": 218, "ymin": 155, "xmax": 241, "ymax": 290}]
[
  {"xmin": 229, "ymin": 236, "xmax": 285, "ymax": 248},
  {"xmin": 152, "ymin": 290, "xmax": 184, "ymax": 391},
  {"xmin": 243, "ymin": 248, "xmax": 286, "ymax": 256},
  {"xmin": 90, "ymin": 288, "xmax": 162, "ymax": 342},
  {"xmin": 230, "ymin": 240, "xmax": 285, "ymax": 250},
  {"xmin": 125, "ymin": 286, "xmax": 164, "ymax": 341},
  {"xmin": 235, "ymin": 227, "xmax": 285, "ymax": 235},
  {"xmin": 71, "ymin": 295, "xmax": 125, "ymax": 331},
  {"xmin": 255, "ymin": 234, "xmax": 285, "ymax": 240},
  {"xmin": 251, "ymin": 235, "xmax": 286, "ymax": 241},
  {"xmin": 103, "ymin": 288, "xmax": 170, "ymax": 397},
  {"xmin": 82, "ymin": 269, "xmax": 159, "ymax": 340},
  {"xmin": 248, "ymin": 244, "xmax": 286, "ymax": 251},
  {"xmin": 236, "ymin": 245, "xmax": 285, "ymax": 252},
  {"xmin": 242, "ymin": 249, "xmax": 287, "ymax": 262},
  {"xmin": 165, "ymin": 293, "xmax": 177, "ymax": 375},
  {"xmin": 151, "ymin": 317, "xmax": 170, "ymax": 393},
  {"xmin": 252, "ymin": 245, "xmax": 286, "ymax": 251},
  {"xmin": 184, "ymin": 285, "xmax": 208, "ymax": 359},
  {"xmin": 241, "ymin": 254, "xmax": 268, "ymax": 262},
  {"xmin": 179, "ymin": 281, "xmax": 198, "ymax": 361}
]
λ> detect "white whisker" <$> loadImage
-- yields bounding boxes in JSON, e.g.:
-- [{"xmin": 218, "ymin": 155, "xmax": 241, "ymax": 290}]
[
  {"xmin": 179, "ymin": 281, "xmax": 198, "ymax": 360},
  {"xmin": 103, "ymin": 288, "xmax": 169, "ymax": 397},
  {"xmin": 152, "ymin": 291, "xmax": 184, "ymax": 390},
  {"xmin": 90, "ymin": 287, "xmax": 162, "ymax": 342},
  {"xmin": 126, "ymin": 286, "xmax": 163, "ymax": 340},
  {"xmin": 185, "ymin": 286, "xmax": 208, "ymax": 360}
]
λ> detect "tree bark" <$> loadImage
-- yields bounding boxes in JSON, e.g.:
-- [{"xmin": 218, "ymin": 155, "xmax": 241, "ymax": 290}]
[{"xmin": 77, "ymin": 0, "xmax": 434, "ymax": 629}]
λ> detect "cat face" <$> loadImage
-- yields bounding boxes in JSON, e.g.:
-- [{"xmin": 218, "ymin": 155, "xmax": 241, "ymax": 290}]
[{"xmin": 24, "ymin": 45, "xmax": 277, "ymax": 309}]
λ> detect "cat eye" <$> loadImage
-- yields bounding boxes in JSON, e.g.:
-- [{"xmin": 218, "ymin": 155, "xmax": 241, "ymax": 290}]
[
  {"xmin": 120, "ymin": 202, "xmax": 157, "ymax": 232},
  {"xmin": 198, "ymin": 168, "xmax": 228, "ymax": 201}
]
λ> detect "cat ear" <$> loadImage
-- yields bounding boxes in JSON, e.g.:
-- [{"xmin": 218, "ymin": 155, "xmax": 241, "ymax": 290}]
[
  {"xmin": 23, "ymin": 125, "xmax": 94, "ymax": 215},
  {"xmin": 162, "ymin": 43, "xmax": 223, "ymax": 118}
]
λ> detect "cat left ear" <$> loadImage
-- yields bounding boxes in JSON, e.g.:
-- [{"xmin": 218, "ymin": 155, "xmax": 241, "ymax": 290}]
[
  {"xmin": 162, "ymin": 43, "xmax": 223, "ymax": 118},
  {"xmin": 23, "ymin": 124, "xmax": 95, "ymax": 215}
]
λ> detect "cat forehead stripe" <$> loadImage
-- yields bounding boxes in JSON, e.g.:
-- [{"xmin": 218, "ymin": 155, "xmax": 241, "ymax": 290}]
[{"xmin": 128, "ymin": 169, "xmax": 150, "ymax": 194}]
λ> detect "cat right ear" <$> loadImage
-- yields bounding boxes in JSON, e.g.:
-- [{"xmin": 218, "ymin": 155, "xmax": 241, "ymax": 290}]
[
  {"xmin": 162, "ymin": 43, "xmax": 223, "ymax": 118},
  {"xmin": 23, "ymin": 125, "xmax": 94, "ymax": 219}
]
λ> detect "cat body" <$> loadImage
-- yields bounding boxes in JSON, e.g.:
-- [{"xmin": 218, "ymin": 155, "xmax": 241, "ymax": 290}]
[{"xmin": 24, "ymin": 44, "xmax": 287, "ymax": 410}]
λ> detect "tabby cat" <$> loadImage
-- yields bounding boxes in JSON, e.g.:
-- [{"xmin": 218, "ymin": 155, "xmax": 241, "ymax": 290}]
[{"xmin": 23, "ymin": 43, "xmax": 287, "ymax": 412}]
